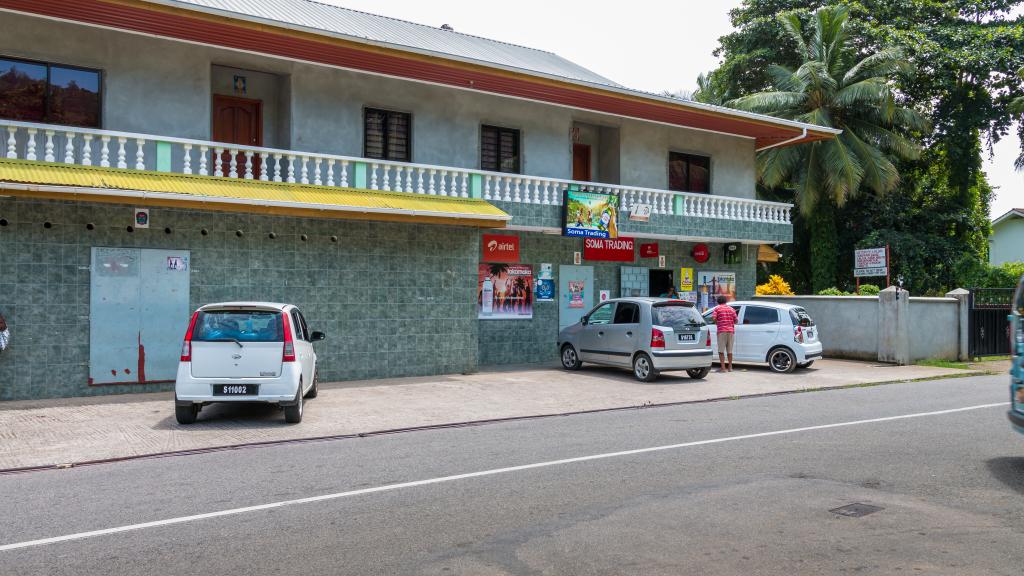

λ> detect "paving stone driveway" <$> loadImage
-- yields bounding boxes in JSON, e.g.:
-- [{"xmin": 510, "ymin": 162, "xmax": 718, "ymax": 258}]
[{"xmin": 0, "ymin": 359, "xmax": 977, "ymax": 470}]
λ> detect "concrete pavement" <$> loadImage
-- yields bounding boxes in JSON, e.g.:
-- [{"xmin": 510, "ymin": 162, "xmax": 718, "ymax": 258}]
[
  {"xmin": 0, "ymin": 374, "xmax": 1019, "ymax": 575},
  {"xmin": 0, "ymin": 359, "xmax": 981, "ymax": 470}
]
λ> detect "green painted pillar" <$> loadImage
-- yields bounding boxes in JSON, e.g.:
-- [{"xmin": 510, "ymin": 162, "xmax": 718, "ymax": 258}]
[
  {"xmin": 673, "ymin": 195, "xmax": 684, "ymax": 215},
  {"xmin": 470, "ymin": 174, "xmax": 483, "ymax": 199},
  {"xmin": 156, "ymin": 142, "xmax": 172, "ymax": 172},
  {"xmin": 353, "ymin": 162, "xmax": 368, "ymax": 189}
]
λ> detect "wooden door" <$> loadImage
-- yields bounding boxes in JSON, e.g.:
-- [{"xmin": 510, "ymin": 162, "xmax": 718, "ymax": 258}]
[
  {"xmin": 572, "ymin": 143, "xmax": 591, "ymax": 181},
  {"xmin": 212, "ymin": 95, "xmax": 262, "ymax": 178}
]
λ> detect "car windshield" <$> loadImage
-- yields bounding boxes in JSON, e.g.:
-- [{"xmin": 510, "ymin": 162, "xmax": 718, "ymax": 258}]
[
  {"xmin": 194, "ymin": 310, "xmax": 283, "ymax": 342},
  {"xmin": 652, "ymin": 302, "xmax": 705, "ymax": 329},
  {"xmin": 789, "ymin": 307, "xmax": 815, "ymax": 327}
]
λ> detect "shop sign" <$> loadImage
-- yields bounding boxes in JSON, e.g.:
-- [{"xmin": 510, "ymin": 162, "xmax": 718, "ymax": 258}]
[
  {"xmin": 691, "ymin": 243, "xmax": 710, "ymax": 263},
  {"xmin": 482, "ymin": 234, "xmax": 520, "ymax": 262},
  {"xmin": 629, "ymin": 204, "xmax": 652, "ymax": 222},
  {"xmin": 583, "ymin": 237, "xmax": 635, "ymax": 262},
  {"xmin": 478, "ymin": 263, "xmax": 534, "ymax": 320},
  {"xmin": 639, "ymin": 243, "xmax": 659, "ymax": 258},
  {"xmin": 563, "ymin": 189, "xmax": 619, "ymax": 238}
]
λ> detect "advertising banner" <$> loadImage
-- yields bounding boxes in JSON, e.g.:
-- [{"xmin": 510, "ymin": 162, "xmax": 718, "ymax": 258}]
[
  {"xmin": 679, "ymin": 267, "xmax": 694, "ymax": 291},
  {"xmin": 478, "ymin": 263, "xmax": 534, "ymax": 320},
  {"xmin": 563, "ymin": 190, "xmax": 619, "ymax": 238},
  {"xmin": 481, "ymin": 234, "xmax": 520, "ymax": 262},
  {"xmin": 696, "ymin": 271, "xmax": 737, "ymax": 312},
  {"xmin": 583, "ymin": 237, "xmax": 635, "ymax": 262},
  {"xmin": 629, "ymin": 204, "xmax": 652, "ymax": 222}
]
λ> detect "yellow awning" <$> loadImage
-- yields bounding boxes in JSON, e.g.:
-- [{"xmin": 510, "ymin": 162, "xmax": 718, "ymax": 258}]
[{"xmin": 0, "ymin": 159, "xmax": 509, "ymax": 227}]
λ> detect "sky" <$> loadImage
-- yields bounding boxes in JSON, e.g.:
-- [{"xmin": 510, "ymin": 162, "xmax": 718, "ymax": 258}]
[{"xmin": 326, "ymin": 0, "xmax": 1021, "ymax": 219}]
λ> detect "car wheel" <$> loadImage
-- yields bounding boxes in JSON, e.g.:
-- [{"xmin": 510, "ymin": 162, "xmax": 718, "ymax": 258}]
[
  {"xmin": 798, "ymin": 360, "xmax": 815, "ymax": 369},
  {"xmin": 686, "ymin": 367, "xmax": 711, "ymax": 379},
  {"xmin": 633, "ymin": 352, "xmax": 659, "ymax": 382},
  {"xmin": 175, "ymin": 403, "xmax": 198, "ymax": 425},
  {"xmin": 561, "ymin": 344, "xmax": 582, "ymax": 370},
  {"xmin": 768, "ymin": 347, "xmax": 797, "ymax": 373},
  {"xmin": 284, "ymin": 381, "xmax": 304, "ymax": 424},
  {"xmin": 304, "ymin": 370, "xmax": 319, "ymax": 399}
]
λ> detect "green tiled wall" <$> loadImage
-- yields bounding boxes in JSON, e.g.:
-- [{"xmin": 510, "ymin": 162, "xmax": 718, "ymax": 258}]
[{"xmin": 0, "ymin": 197, "xmax": 479, "ymax": 400}]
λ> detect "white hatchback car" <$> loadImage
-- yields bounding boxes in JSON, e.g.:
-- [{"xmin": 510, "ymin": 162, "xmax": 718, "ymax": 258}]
[
  {"xmin": 174, "ymin": 302, "xmax": 323, "ymax": 424},
  {"xmin": 703, "ymin": 301, "xmax": 822, "ymax": 373}
]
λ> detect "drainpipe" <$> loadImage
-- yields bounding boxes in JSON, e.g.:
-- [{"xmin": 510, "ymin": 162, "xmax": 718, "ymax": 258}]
[{"xmin": 755, "ymin": 127, "xmax": 808, "ymax": 152}]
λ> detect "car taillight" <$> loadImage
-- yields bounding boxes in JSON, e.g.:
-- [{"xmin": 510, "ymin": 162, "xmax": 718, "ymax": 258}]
[
  {"xmin": 651, "ymin": 328, "xmax": 666, "ymax": 350},
  {"xmin": 706, "ymin": 330, "xmax": 711, "ymax": 347},
  {"xmin": 180, "ymin": 311, "xmax": 199, "ymax": 362},
  {"xmin": 281, "ymin": 312, "xmax": 296, "ymax": 362},
  {"xmin": 794, "ymin": 325, "xmax": 804, "ymax": 344}
]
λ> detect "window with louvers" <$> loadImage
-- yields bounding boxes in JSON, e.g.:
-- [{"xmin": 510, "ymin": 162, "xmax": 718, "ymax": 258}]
[
  {"xmin": 668, "ymin": 152, "xmax": 710, "ymax": 194},
  {"xmin": 364, "ymin": 108, "xmax": 410, "ymax": 162},
  {"xmin": 481, "ymin": 125, "xmax": 520, "ymax": 173}
]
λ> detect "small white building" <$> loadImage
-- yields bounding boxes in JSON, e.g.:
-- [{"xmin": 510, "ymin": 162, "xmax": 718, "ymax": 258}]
[{"xmin": 990, "ymin": 208, "xmax": 1024, "ymax": 265}]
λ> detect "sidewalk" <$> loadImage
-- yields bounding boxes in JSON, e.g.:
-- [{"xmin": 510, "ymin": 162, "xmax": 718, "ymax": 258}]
[{"xmin": 0, "ymin": 359, "xmax": 982, "ymax": 471}]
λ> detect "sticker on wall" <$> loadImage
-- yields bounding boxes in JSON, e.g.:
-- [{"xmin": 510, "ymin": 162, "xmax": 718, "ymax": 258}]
[
  {"xmin": 599, "ymin": 290, "xmax": 611, "ymax": 303},
  {"xmin": 233, "ymin": 75, "xmax": 247, "ymax": 94},
  {"xmin": 134, "ymin": 208, "xmax": 150, "ymax": 229},
  {"xmin": 573, "ymin": 251, "xmax": 582, "ymax": 265},
  {"xmin": 166, "ymin": 256, "xmax": 188, "ymax": 272},
  {"xmin": 535, "ymin": 278, "xmax": 555, "ymax": 302},
  {"xmin": 567, "ymin": 280, "xmax": 586, "ymax": 308},
  {"xmin": 658, "ymin": 255, "xmax": 666, "ymax": 268}
]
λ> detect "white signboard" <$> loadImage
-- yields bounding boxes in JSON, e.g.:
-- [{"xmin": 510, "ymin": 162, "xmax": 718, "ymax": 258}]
[
  {"xmin": 855, "ymin": 247, "xmax": 886, "ymax": 270},
  {"xmin": 854, "ymin": 267, "xmax": 888, "ymax": 278},
  {"xmin": 629, "ymin": 204, "xmax": 652, "ymax": 222},
  {"xmin": 599, "ymin": 290, "xmax": 610, "ymax": 302}
]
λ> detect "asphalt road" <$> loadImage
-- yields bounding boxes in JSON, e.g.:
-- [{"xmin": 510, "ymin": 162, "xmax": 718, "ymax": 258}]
[{"xmin": 1, "ymin": 374, "xmax": 1021, "ymax": 575}]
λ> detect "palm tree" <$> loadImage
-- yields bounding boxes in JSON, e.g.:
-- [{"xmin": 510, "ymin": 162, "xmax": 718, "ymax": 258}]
[{"xmin": 727, "ymin": 6, "xmax": 928, "ymax": 291}]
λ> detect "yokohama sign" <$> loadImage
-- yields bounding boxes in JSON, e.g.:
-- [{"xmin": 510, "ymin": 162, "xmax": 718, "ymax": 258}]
[
  {"xmin": 482, "ymin": 234, "xmax": 520, "ymax": 262},
  {"xmin": 583, "ymin": 237, "xmax": 635, "ymax": 262}
]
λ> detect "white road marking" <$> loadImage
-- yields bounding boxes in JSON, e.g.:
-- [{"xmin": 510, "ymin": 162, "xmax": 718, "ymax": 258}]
[{"xmin": 0, "ymin": 402, "xmax": 1008, "ymax": 552}]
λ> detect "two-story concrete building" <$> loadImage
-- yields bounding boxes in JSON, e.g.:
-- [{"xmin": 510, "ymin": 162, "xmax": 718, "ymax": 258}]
[{"xmin": 0, "ymin": 0, "xmax": 837, "ymax": 400}]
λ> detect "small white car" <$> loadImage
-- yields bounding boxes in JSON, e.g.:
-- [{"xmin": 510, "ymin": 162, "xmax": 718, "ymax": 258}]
[
  {"xmin": 174, "ymin": 302, "xmax": 323, "ymax": 424},
  {"xmin": 703, "ymin": 301, "xmax": 822, "ymax": 373}
]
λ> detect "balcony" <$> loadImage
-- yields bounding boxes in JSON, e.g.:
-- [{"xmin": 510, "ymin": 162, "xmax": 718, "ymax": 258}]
[{"xmin": 1, "ymin": 119, "xmax": 793, "ymax": 241}]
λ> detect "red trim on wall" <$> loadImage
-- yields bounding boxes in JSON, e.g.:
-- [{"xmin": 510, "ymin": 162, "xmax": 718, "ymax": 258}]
[{"xmin": 0, "ymin": 0, "xmax": 828, "ymax": 148}]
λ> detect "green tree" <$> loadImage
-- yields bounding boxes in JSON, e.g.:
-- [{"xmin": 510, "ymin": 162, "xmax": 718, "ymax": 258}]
[
  {"xmin": 1012, "ymin": 67, "xmax": 1024, "ymax": 169},
  {"xmin": 727, "ymin": 6, "xmax": 928, "ymax": 290}
]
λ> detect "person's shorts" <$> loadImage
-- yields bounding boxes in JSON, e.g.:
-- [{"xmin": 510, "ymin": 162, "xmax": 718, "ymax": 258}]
[{"xmin": 717, "ymin": 331, "xmax": 735, "ymax": 354}]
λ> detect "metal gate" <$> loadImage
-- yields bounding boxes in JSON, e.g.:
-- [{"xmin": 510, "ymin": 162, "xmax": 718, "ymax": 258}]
[{"xmin": 968, "ymin": 288, "xmax": 1012, "ymax": 357}]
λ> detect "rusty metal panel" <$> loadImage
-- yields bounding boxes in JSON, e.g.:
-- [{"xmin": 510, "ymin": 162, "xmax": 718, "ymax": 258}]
[{"xmin": 89, "ymin": 247, "xmax": 191, "ymax": 385}]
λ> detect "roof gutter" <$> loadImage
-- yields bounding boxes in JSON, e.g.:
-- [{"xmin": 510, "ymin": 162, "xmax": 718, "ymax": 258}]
[{"xmin": 755, "ymin": 128, "xmax": 812, "ymax": 152}]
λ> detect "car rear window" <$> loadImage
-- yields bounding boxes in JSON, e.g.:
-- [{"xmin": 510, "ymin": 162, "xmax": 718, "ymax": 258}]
[
  {"xmin": 652, "ymin": 302, "xmax": 705, "ymax": 329},
  {"xmin": 194, "ymin": 310, "xmax": 283, "ymax": 342},
  {"xmin": 789, "ymin": 307, "xmax": 815, "ymax": 327}
]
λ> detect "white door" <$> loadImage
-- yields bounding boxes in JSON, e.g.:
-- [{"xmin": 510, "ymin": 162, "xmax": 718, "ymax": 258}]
[{"xmin": 736, "ymin": 305, "xmax": 782, "ymax": 361}]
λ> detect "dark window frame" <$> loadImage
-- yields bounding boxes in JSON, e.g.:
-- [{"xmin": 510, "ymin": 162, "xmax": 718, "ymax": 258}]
[
  {"xmin": 613, "ymin": 302, "xmax": 640, "ymax": 325},
  {"xmin": 667, "ymin": 151, "xmax": 711, "ymax": 194},
  {"xmin": 0, "ymin": 54, "xmax": 103, "ymax": 128},
  {"xmin": 480, "ymin": 124, "xmax": 521, "ymax": 174},
  {"xmin": 742, "ymin": 306, "xmax": 779, "ymax": 325},
  {"xmin": 363, "ymin": 107, "xmax": 412, "ymax": 162}
]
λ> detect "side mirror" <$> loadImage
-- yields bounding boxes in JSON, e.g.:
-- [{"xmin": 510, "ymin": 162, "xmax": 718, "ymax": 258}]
[
  {"xmin": 581, "ymin": 316, "xmax": 589, "ymax": 326},
  {"xmin": 310, "ymin": 331, "xmax": 326, "ymax": 342}
]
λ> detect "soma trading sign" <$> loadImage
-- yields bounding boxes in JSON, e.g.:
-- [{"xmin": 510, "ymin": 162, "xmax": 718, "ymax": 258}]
[
  {"xmin": 481, "ymin": 234, "xmax": 520, "ymax": 262},
  {"xmin": 583, "ymin": 237, "xmax": 635, "ymax": 262},
  {"xmin": 854, "ymin": 247, "xmax": 887, "ymax": 278}
]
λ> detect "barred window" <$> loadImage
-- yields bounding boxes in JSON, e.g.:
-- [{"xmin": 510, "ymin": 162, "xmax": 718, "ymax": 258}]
[
  {"xmin": 481, "ymin": 125, "xmax": 520, "ymax": 173},
  {"xmin": 364, "ymin": 108, "xmax": 410, "ymax": 162}
]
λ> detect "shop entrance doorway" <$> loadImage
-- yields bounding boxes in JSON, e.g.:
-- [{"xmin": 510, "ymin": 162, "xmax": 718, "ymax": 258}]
[{"xmin": 649, "ymin": 269, "xmax": 675, "ymax": 297}]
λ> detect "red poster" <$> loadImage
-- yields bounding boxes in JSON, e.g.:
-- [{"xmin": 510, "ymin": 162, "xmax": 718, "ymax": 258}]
[
  {"xmin": 640, "ymin": 243, "xmax": 659, "ymax": 258},
  {"xmin": 482, "ymin": 234, "xmax": 520, "ymax": 262},
  {"xmin": 583, "ymin": 237, "xmax": 635, "ymax": 262}
]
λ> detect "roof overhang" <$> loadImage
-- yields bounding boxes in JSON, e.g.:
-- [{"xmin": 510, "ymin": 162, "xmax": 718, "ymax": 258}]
[
  {"xmin": 0, "ymin": 0, "xmax": 839, "ymax": 149},
  {"xmin": 991, "ymin": 208, "xmax": 1024, "ymax": 227},
  {"xmin": 0, "ymin": 160, "xmax": 510, "ymax": 227}
]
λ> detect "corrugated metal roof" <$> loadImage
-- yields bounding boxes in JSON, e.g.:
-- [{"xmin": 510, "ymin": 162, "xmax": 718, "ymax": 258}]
[
  {"xmin": 0, "ymin": 159, "xmax": 510, "ymax": 223},
  {"xmin": 163, "ymin": 0, "xmax": 622, "ymax": 87}
]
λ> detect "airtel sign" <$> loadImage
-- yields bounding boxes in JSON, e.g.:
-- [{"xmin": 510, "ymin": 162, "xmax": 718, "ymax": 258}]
[{"xmin": 482, "ymin": 234, "xmax": 520, "ymax": 262}]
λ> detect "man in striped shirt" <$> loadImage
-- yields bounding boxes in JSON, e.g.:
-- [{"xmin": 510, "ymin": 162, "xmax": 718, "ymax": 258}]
[{"xmin": 711, "ymin": 295, "xmax": 737, "ymax": 372}]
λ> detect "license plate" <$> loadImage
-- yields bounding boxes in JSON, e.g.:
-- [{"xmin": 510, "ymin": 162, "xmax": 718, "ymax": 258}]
[
  {"xmin": 679, "ymin": 333, "xmax": 696, "ymax": 341},
  {"xmin": 213, "ymin": 384, "xmax": 258, "ymax": 396}
]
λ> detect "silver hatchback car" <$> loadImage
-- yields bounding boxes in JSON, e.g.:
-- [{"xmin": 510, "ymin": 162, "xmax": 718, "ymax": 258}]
[{"xmin": 558, "ymin": 297, "xmax": 713, "ymax": 381}]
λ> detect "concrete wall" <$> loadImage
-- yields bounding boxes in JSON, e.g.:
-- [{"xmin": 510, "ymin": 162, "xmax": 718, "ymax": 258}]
[
  {"xmin": 990, "ymin": 217, "xmax": 1024, "ymax": 265},
  {"xmin": 1, "ymin": 12, "xmax": 756, "ymax": 197},
  {"xmin": 754, "ymin": 292, "xmax": 965, "ymax": 363}
]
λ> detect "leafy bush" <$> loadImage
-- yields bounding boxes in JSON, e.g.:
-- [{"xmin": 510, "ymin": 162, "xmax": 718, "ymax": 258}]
[
  {"xmin": 756, "ymin": 275, "xmax": 795, "ymax": 296},
  {"xmin": 858, "ymin": 284, "xmax": 881, "ymax": 295},
  {"xmin": 963, "ymin": 261, "xmax": 1024, "ymax": 289},
  {"xmin": 816, "ymin": 287, "xmax": 852, "ymax": 296}
]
